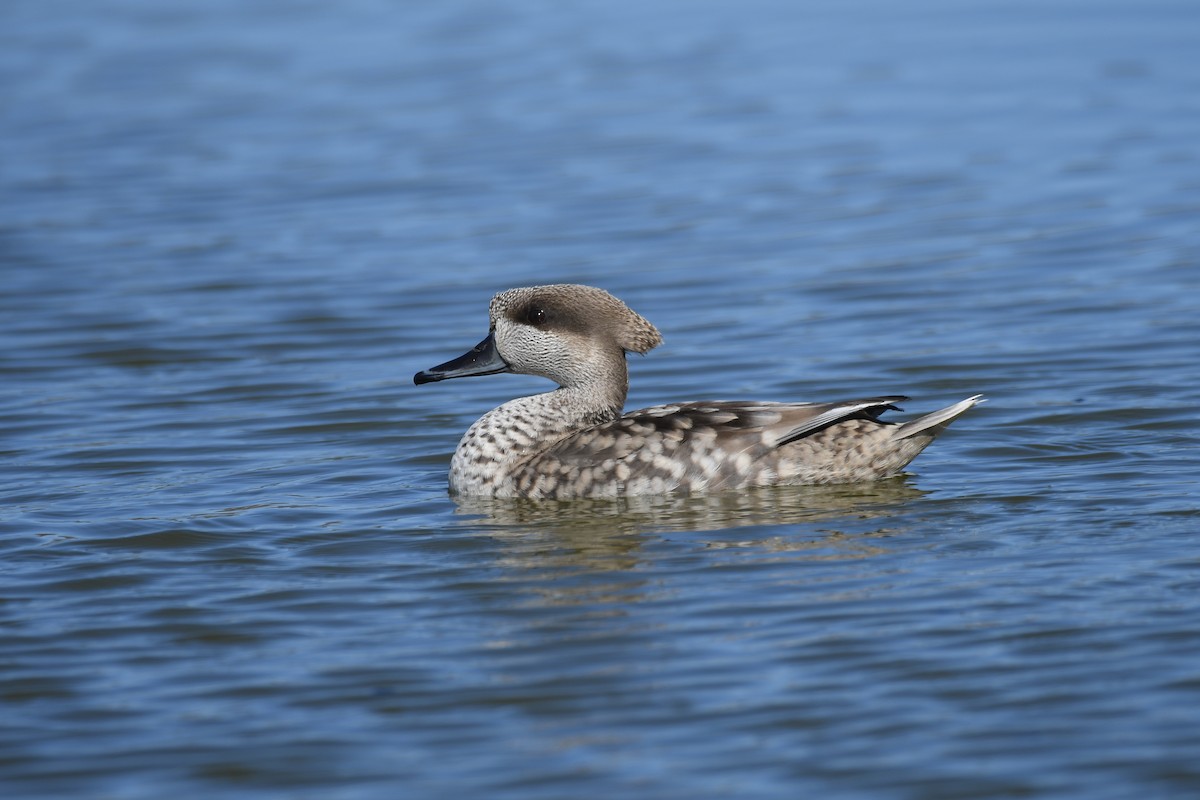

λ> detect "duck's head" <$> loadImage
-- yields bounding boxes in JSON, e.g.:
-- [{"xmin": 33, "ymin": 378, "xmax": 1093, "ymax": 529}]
[{"xmin": 414, "ymin": 284, "xmax": 662, "ymax": 389}]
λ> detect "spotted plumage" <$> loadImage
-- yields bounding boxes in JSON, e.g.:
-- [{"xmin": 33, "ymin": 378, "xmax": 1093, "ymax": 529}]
[{"xmin": 414, "ymin": 284, "xmax": 983, "ymax": 499}]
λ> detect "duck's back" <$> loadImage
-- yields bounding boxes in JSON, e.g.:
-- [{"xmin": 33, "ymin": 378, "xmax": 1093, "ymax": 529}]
[{"xmin": 509, "ymin": 396, "xmax": 930, "ymax": 499}]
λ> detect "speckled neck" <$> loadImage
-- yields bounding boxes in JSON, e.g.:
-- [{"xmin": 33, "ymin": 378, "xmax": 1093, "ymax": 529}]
[{"xmin": 447, "ymin": 380, "xmax": 627, "ymax": 496}]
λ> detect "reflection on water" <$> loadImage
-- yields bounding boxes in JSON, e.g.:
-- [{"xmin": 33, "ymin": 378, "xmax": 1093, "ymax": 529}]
[
  {"xmin": 453, "ymin": 477, "xmax": 926, "ymax": 535},
  {"xmin": 452, "ymin": 481, "xmax": 918, "ymax": 620},
  {"xmin": 452, "ymin": 479, "xmax": 921, "ymax": 582}
]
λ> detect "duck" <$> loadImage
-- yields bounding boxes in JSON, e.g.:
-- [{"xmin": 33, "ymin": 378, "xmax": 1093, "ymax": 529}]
[{"xmin": 414, "ymin": 284, "xmax": 982, "ymax": 499}]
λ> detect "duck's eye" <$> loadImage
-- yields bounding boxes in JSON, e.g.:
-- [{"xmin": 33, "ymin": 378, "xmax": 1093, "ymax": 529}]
[{"xmin": 524, "ymin": 307, "xmax": 548, "ymax": 327}]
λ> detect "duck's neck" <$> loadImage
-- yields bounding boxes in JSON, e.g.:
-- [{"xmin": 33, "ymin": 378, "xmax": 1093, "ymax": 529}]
[{"xmin": 448, "ymin": 375, "xmax": 628, "ymax": 496}]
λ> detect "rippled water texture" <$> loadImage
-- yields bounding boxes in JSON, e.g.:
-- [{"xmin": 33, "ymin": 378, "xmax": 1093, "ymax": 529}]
[{"xmin": 3, "ymin": 0, "xmax": 1200, "ymax": 797}]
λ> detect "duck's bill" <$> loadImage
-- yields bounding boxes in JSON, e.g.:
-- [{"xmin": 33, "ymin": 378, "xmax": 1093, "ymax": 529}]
[{"xmin": 414, "ymin": 333, "xmax": 511, "ymax": 385}]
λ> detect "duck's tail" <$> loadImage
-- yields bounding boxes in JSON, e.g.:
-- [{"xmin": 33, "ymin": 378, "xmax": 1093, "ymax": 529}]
[{"xmin": 894, "ymin": 394, "xmax": 986, "ymax": 440}]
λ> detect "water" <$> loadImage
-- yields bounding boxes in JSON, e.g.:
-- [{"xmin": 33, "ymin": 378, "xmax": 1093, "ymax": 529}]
[{"xmin": 3, "ymin": 0, "xmax": 1200, "ymax": 797}]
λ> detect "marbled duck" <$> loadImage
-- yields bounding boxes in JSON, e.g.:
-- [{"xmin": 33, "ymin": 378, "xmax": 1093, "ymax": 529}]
[{"xmin": 415, "ymin": 284, "xmax": 982, "ymax": 499}]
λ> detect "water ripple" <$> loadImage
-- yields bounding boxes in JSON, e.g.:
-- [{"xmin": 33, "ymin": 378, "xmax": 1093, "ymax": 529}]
[{"xmin": 4, "ymin": 0, "xmax": 1200, "ymax": 798}]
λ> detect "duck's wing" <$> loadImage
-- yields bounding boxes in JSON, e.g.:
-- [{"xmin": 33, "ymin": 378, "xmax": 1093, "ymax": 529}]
[
  {"xmin": 541, "ymin": 398, "xmax": 910, "ymax": 466},
  {"xmin": 768, "ymin": 396, "xmax": 909, "ymax": 447},
  {"xmin": 525, "ymin": 398, "xmax": 902, "ymax": 479},
  {"xmin": 518, "ymin": 397, "xmax": 979, "ymax": 497}
]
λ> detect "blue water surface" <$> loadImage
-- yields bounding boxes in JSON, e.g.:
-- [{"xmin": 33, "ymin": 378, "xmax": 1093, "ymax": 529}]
[{"xmin": 3, "ymin": 1, "xmax": 1200, "ymax": 798}]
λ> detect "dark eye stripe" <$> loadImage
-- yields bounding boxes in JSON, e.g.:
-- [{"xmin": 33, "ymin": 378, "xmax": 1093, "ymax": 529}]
[{"xmin": 525, "ymin": 307, "xmax": 547, "ymax": 326}]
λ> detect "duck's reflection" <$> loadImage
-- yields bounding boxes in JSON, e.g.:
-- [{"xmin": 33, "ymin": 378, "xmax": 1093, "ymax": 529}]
[
  {"xmin": 456, "ymin": 478, "xmax": 923, "ymax": 531},
  {"xmin": 451, "ymin": 479, "xmax": 929, "ymax": 635},
  {"xmin": 453, "ymin": 478, "xmax": 926, "ymax": 574}
]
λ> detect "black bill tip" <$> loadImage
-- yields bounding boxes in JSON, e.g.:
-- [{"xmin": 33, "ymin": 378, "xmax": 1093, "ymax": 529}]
[{"xmin": 413, "ymin": 333, "xmax": 511, "ymax": 386}]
